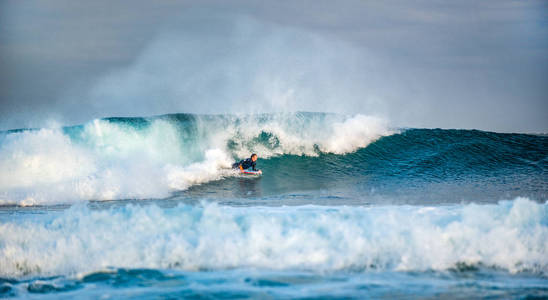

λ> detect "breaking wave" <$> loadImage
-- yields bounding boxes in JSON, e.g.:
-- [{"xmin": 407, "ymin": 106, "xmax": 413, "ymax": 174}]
[
  {"xmin": 0, "ymin": 198, "xmax": 546, "ymax": 278},
  {"xmin": 0, "ymin": 113, "xmax": 392, "ymax": 205},
  {"xmin": 0, "ymin": 112, "xmax": 546, "ymax": 206}
]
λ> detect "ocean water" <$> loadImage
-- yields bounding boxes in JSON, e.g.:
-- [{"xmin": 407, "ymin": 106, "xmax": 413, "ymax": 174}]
[{"xmin": 0, "ymin": 112, "xmax": 547, "ymax": 299}]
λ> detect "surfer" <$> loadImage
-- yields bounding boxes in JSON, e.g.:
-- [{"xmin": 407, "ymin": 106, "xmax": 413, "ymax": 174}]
[{"xmin": 232, "ymin": 153, "xmax": 261, "ymax": 173}]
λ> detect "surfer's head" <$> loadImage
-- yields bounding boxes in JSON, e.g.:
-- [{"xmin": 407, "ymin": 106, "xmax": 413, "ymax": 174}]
[{"xmin": 251, "ymin": 153, "xmax": 258, "ymax": 162}]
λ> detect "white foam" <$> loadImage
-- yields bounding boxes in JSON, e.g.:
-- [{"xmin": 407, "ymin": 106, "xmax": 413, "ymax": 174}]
[
  {"xmin": 223, "ymin": 113, "xmax": 394, "ymax": 158},
  {"xmin": 0, "ymin": 113, "xmax": 392, "ymax": 205},
  {"xmin": 0, "ymin": 129, "xmax": 95, "ymax": 190},
  {"xmin": 165, "ymin": 149, "xmax": 233, "ymax": 190},
  {"xmin": 0, "ymin": 198, "xmax": 546, "ymax": 278},
  {"xmin": 321, "ymin": 115, "xmax": 391, "ymax": 154}
]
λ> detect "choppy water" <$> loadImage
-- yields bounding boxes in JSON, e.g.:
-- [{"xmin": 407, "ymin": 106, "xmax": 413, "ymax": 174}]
[{"xmin": 0, "ymin": 113, "xmax": 547, "ymax": 298}]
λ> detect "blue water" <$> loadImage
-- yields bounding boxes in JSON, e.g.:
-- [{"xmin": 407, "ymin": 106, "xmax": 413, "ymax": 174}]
[{"xmin": 0, "ymin": 113, "xmax": 547, "ymax": 298}]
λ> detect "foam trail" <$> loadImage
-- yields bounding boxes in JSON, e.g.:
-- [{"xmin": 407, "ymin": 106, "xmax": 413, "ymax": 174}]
[{"xmin": 0, "ymin": 198, "xmax": 546, "ymax": 278}]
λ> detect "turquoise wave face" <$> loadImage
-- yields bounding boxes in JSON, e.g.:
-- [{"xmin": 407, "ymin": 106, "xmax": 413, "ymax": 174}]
[
  {"xmin": 241, "ymin": 128, "xmax": 547, "ymax": 204},
  {"xmin": 0, "ymin": 113, "xmax": 546, "ymax": 205}
]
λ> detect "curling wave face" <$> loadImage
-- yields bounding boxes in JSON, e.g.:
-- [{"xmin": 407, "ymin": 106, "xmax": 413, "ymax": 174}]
[
  {"xmin": 0, "ymin": 113, "xmax": 392, "ymax": 205},
  {"xmin": 0, "ymin": 198, "xmax": 546, "ymax": 278}
]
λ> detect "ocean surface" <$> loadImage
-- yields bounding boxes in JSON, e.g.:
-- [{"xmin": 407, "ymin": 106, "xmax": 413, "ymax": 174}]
[{"xmin": 0, "ymin": 112, "xmax": 547, "ymax": 299}]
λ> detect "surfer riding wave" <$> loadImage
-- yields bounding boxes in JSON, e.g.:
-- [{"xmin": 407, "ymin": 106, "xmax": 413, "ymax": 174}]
[{"xmin": 232, "ymin": 153, "xmax": 262, "ymax": 174}]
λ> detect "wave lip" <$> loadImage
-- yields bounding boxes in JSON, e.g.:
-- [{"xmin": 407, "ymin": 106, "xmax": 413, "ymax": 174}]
[{"xmin": 0, "ymin": 198, "xmax": 546, "ymax": 278}]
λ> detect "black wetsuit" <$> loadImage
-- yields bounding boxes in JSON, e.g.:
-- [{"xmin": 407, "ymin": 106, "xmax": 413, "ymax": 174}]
[{"xmin": 232, "ymin": 158, "xmax": 257, "ymax": 171}]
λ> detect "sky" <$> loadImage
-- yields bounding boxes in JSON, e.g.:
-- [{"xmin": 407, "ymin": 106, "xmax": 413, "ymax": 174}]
[{"xmin": 0, "ymin": 0, "xmax": 547, "ymax": 132}]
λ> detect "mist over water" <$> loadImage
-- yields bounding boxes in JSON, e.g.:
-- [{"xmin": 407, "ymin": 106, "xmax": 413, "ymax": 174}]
[
  {"xmin": 76, "ymin": 16, "xmax": 385, "ymax": 120},
  {"xmin": 2, "ymin": 2, "xmax": 547, "ymax": 132}
]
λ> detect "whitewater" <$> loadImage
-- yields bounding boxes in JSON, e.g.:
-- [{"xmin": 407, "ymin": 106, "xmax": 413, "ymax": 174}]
[
  {"xmin": 0, "ymin": 113, "xmax": 391, "ymax": 205},
  {"xmin": 0, "ymin": 112, "xmax": 547, "ymax": 298}
]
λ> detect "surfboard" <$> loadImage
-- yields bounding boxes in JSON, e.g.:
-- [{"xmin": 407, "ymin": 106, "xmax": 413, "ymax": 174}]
[{"xmin": 241, "ymin": 169, "xmax": 262, "ymax": 175}]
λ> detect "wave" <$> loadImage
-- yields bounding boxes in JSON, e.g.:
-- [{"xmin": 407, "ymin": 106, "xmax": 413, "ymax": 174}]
[
  {"xmin": 0, "ymin": 197, "xmax": 546, "ymax": 278},
  {"xmin": 0, "ymin": 113, "xmax": 392, "ymax": 205},
  {"xmin": 0, "ymin": 112, "xmax": 546, "ymax": 206}
]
